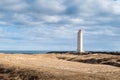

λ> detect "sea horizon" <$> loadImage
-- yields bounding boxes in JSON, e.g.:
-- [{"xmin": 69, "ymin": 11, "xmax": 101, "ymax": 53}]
[
  {"xmin": 0, "ymin": 50, "xmax": 119, "ymax": 54},
  {"xmin": 0, "ymin": 50, "xmax": 76, "ymax": 54},
  {"xmin": 0, "ymin": 50, "xmax": 51, "ymax": 54}
]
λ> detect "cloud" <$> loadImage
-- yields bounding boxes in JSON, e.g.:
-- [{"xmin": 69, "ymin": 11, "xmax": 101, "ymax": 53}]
[
  {"xmin": 65, "ymin": 0, "xmax": 120, "ymax": 16},
  {"xmin": 1, "ymin": 0, "xmax": 120, "ymax": 27},
  {"xmin": 42, "ymin": 15, "xmax": 61, "ymax": 23},
  {"xmin": 0, "ymin": 0, "xmax": 120, "ymax": 51},
  {"xmin": 84, "ymin": 26, "xmax": 119, "ymax": 36},
  {"xmin": 0, "ymin": 21, "xmax": 8, "ymax": 25},
  {"xmin": 0, "ymin": 0, "xmax": 28, "ymax": 11},
  {"xmin": 97, "ymin": 0, "xmax": 120, "ymax": 15},
  {"xmin": 32, "ymin": 0, "xmax": 66, "ymax": 14}
]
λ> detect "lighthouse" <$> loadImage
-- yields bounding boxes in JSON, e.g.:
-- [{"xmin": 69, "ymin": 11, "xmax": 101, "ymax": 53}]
[{"xmin": 77, "ymin": 30, "xmax": 84, "ymax": 52}]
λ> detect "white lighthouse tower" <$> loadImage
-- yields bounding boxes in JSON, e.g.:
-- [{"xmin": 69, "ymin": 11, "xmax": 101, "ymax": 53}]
[{"xmin": 77, "ymin": 30, "xmax": 84, "ymax": 52}]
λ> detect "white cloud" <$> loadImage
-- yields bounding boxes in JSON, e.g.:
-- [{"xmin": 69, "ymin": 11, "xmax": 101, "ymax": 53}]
[
  {"xmin": 0, "ymin": 0, "xmax": 120, "ymax": 51},
  {"xmin": 42, "ymin": 15, "xmax": 61, "ymax": 23},
  {"xmin": 14, "ymin": 13, "xmax": 28, "ymax": 20},
  {"xmin": 0, "ymin": 0, "xmax": 120, "ymax": 27},
  {"xmin": 0, "ymin": 0, "xmax": 28, "ymax": 11},
  {"xmin": 69, "ymin": 18, "xmax": 84, "ymax": 24},
  {"xmin": 53, "ymin": 26, "xmax": 76, "ymax": 39},
  {"xmin": 0, "ymin": 0, "xmax": 21, "ymax": 4},
  {"xmin": 13, "ymin": 13, "xmax": 32, "ymax": 22},
  {"xmin": 98, "ymin": 0, "xmax": 120, "ymax": 15},
  {"xmin": 0, "ymin": 21, "xmax": 8, "ymax": 25},
  {"xmin": 34, "ymin": 0, "xmax": 66, "ymax": 13},
  {"xmin": 66, "ymin": 0, "xmax": 120, "ymax": 16},
  {"xmin": 84, "ymin": 26, "xmax": 118, "ymax": 36}
]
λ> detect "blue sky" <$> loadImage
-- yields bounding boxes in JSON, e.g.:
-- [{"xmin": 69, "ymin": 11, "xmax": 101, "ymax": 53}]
[{"xmin": 0, "ymin": 0, "xmax": 120, "ymax": 51}]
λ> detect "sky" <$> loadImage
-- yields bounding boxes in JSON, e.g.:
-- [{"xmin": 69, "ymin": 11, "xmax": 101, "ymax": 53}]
[{"xmin": 0, "ymin": 0, "xmax": 120, "ymax": 51}]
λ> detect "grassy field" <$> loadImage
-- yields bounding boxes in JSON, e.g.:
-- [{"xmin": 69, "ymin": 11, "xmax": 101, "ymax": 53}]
[{"xmin": 0, "ymin": 53, "xmax": 120, "ymax": 80}]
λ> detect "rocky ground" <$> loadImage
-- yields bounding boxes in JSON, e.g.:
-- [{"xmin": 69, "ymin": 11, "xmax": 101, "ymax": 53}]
[{"xmin": 0, "ymin": 53, "xmax": 120, "ymax": 80}]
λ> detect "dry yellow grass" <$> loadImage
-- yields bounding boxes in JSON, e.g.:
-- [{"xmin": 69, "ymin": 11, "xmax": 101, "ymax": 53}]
[{"xmin": 0, "ymin": 53, "xmax": 120, "ymax": 80}]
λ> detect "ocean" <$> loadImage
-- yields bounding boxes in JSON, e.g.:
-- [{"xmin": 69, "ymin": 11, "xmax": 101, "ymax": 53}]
[{"xmin": 0, "ymin": 50, "xmax": 50, "ymax": 54}]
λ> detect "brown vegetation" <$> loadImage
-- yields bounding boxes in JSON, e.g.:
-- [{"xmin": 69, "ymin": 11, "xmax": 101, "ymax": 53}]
[
  {"xmin": 0, "ymin": 53, "xmax": 120, "ymax": 80},
  {"xmin": 57, "ymin": 53, "xmax": 120, "ymax": 67}
]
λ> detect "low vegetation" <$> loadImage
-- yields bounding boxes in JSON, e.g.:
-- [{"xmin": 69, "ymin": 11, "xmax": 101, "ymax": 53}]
[
  {"xmin": 0, "ymin": 53, "xmax": 120, "ymax": 80},
  {"xmin": 57, "ymin": 53, "xmax": 120, "ymax": 67}
]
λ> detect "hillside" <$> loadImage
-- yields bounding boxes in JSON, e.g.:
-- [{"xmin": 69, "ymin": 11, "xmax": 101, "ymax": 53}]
[{"xmin": 0, "ymin": 53, "xmax": 120, "ymax": 80}]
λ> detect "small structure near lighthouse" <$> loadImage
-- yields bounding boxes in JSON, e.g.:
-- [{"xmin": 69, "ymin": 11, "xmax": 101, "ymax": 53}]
[{"xmin": 77, "ymin": 29, "xmax": 84, "ymax": 53}]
